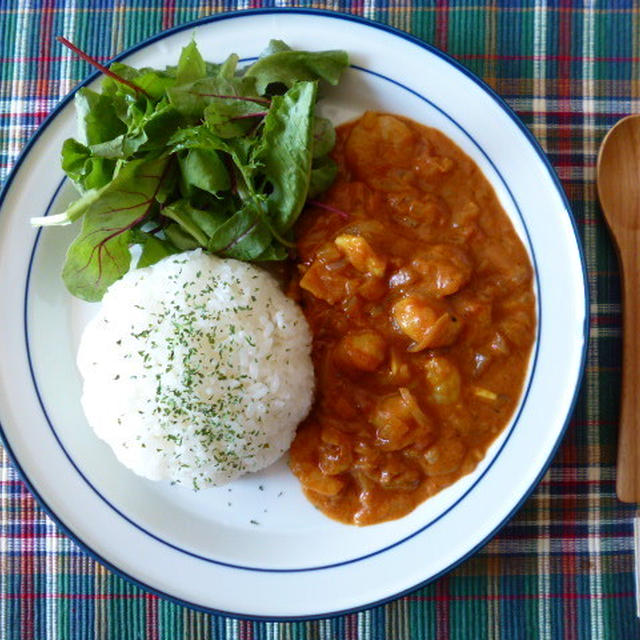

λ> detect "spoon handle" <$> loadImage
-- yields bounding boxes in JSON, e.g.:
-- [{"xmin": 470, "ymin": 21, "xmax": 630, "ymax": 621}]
[{"xmin": 616, "ymin": 230, "xmax": 640, "ymax": 502}]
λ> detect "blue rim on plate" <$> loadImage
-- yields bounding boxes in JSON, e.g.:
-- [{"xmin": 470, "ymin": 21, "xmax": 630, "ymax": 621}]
[{"xmin": 0, "ymin": 7, "xmax": 589, "ymax": 621}]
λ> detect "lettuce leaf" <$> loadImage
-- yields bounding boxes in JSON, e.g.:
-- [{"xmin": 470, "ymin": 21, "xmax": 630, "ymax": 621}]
[
  {"xmin": 246, "ymin": 42, "xmax": 349, "ymax": 94},
  {"xmin": 34, "ymin": 39, "xmax": 349, "ymax": 300},
  {"xmin": 255, "ymin": 81, "xmax": 317, "ymax": 233}
]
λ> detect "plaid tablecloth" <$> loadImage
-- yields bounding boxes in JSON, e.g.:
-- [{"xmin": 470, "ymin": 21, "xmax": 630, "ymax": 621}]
[{"xmin": 0, "ymin": 1, "xmax": 637, "ymax": 638}]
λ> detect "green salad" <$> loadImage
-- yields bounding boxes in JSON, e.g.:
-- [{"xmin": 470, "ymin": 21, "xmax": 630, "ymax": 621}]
[{"xmin": 32, "ymin": 39, "xmax": 349, "ymax": 301}]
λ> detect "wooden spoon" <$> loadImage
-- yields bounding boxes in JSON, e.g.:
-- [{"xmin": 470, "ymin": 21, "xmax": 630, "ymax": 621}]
[{"xmin": 597, "ymin": 114, "xmax": 640, "ymax": 502}]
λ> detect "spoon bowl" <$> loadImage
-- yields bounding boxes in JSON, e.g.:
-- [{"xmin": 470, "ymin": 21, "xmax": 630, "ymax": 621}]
[
  {"xmin": 598, "ymin": 115, "xmax": 640, "ymax": 234},
  {"xmin": 597, "ymin": 113, "xmax": 640, "ymax": 502}
]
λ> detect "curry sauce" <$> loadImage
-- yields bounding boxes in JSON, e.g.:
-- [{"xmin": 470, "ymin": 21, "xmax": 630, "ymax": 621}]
[{"xmin": 289, "ymin": 112, "xmax": 536, "ymax": 525}]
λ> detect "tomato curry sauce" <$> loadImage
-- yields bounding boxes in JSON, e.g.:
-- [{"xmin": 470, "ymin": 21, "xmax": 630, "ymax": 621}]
[{"xmin": 289, "ymin": 112, "xmax": 536, "ymax": 525}]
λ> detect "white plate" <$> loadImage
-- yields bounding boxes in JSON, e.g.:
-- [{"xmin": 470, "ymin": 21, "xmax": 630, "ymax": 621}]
[{"xmin": 0, "ymin": 9, "xmax": 588, "ymax": 619}]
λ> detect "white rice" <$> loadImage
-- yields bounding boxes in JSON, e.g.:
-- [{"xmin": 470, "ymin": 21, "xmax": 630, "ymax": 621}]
[{"xmin": 77, "ymin": 249, "xmax": 315, "ymax": 488}]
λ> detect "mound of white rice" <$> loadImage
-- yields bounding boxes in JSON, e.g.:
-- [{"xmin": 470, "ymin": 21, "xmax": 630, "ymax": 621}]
[{"xmin": 77, "ymin": 249, "xmax": 315, "ymax": 488}]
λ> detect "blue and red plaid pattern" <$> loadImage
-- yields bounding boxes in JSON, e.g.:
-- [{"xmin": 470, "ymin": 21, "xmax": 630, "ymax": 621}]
[{"xmin": 1, "ymin": 1, "xmax": 639, "ymax": 638}]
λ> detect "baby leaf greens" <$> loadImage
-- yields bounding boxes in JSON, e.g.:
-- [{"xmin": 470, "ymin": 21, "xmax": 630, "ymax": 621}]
[{"xmin": 32, "ymin": 38, "xmax": 349, "ymax": 301}]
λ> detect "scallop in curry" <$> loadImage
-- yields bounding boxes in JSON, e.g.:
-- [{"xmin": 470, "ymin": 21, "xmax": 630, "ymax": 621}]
[{"xmin": 289, "ymin": 112, "xmax": 536, "ymax": 526}]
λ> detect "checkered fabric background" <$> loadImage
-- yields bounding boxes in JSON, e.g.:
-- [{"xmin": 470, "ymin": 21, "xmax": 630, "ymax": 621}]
[{"xmin": 1, "ymin": 1, "xmax": 638, "ymax": 638}]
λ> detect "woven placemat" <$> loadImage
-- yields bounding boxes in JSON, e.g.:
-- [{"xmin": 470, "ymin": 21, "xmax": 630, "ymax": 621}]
[{"xmin": 1, "ymin": 1, "xmax": 637, "ymax": 638}]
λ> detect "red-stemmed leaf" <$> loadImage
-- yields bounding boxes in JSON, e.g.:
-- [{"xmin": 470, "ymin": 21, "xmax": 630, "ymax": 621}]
[
  {"xmin": 62, "ymin": 158, "xmax": 170, "ymax": 301},
  {"xmin": 57, "ymin": 36, "xmax": 151, "ymax": 99}
]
